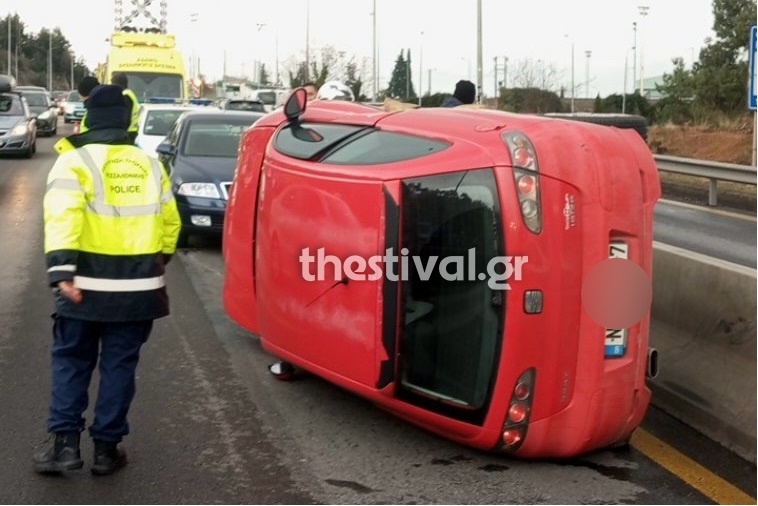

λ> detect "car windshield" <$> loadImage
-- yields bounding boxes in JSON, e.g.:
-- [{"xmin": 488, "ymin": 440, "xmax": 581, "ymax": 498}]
[
  {"xmin": 66, "ymin": 91, "xmax": 81, "ymax": 102},
  {"xmin": 123, "ymin": 72, "xmax": 183, "ymax": 99},
  {"xmin": 226, "ymin": 101, "xmax": 265, "ymax": 112},
  {"xmin": 23, "ymin": 93, "xmax": 48, "ymax": 107},
  {"xmin": 181, "ymin": 118, "xmax": 254, "ymax": 157},
  {"xmin": 256, "ymin": 92, "xmax": 276, "ymax": 105},
  {"xmin": 0, "ymin": 95, "xmax": 23, "ymax": 115},
  {"xmin": 144, "ymin": 109, "xmax": 187, "ymax": 136}
]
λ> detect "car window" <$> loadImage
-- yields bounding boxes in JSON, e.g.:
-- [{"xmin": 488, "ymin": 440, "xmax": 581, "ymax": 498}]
[
  {"xmin": 144, "ymin": 109, "xmax": 187, "ymax": 136},
  {"xmin": 399, "ymin": 168, "xmax": 504, "ymax": 418},
  {"xmin": 23, "ymin": 93, "xmax": 48, "ymax": 107},
  {"xmin": 66, "ymin": 91, "xmax": 81, "ymax": 102},
  {"xmin": 0, "ymin": 95, "xmax": 23, "ymax": 115},
  {"xmin": 181, "ymin": 119, "xmax": 253, "ymax": 157},
  {"xmin": 274, "ymin": 123, "xmax": 367, "ymax": 160},
  {"xmin": 322, "ymin": 130, "xmax": 451, "ymax": 165}
]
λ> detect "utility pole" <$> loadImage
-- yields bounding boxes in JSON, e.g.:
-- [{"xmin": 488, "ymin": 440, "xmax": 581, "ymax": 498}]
[
  {"xmin": 372, "ymin": 0, "xmax": 377, "ymax": 101},
  {"xmin": 48, "ymin": 30, "xmax": 52, "ymax": 91},
  {"xmin": 632, "ymin": 21, "xmax": 637, "ymax": 91},
  {"xmin": 305, "ymin": 0, "xmax": 310, "ymax": 81},
  {"xmin": 418, "ymin": 31, "xmax": 423, "ymax": 106},
  {"xmin": 476, "ymin": 0, "xmax": 483, "ymax": 103},
  {"xmin": 637, "ymin": 5, "xmax": 649, "ymax": 94},
  {"xmin": 427, "ymin": 68, "xmax": 431, "ymax": 95},
  {"xmin": 585, "ymin": 50, "xmax": 592, "ymax": 98},
  {"xmin": 14, "ymin": 20, "xmax": 19, "ymax": 79},
  {"xmin": 70, "ymin": 52, "xmax": 74, "ymax": 89},
  {"xmin": 7, "ymin": 15, "xmax": 11, "ymax": 76}
]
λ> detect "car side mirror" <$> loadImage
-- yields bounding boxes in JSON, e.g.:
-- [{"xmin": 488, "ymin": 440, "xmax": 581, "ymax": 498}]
[
  {"xmin": 156, "ymin": 141, "xmax": 176, "ymax": 156},
  {"xmin": 284, "ymin": 88, "xmax": 307, "ymax": 121}
]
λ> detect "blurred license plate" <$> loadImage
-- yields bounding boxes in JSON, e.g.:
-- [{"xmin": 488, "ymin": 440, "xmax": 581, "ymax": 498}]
[{"xmin": 605, "ymin": 241, "xmax": 628, "ymax": 357}]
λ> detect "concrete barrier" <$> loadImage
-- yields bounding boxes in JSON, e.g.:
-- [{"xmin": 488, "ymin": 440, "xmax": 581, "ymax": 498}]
[{"xmin": 649, "ymin": 241, "xmax": 757, "ymax": 463}]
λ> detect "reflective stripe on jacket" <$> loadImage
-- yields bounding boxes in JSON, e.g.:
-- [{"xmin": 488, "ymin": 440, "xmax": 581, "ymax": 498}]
[
  {"xmin": 122, "ymin": 88, "xmax": 140, "ymax": 133},
  {"xmin": 44, "ymin": 142, "xmax": 182, "ymax": 321}
]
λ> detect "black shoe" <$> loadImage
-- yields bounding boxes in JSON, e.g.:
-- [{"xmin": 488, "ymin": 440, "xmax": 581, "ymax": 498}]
[
  {"xmin": 91, "ymin": 440, "xmax": 127, "ymax": 476},
  {"xmin": 268, "ymin": 361, "xmax": 295, "ymax": 381},
  {"xmin": 33, "ymin": 432, "xmax": 84, "ymax": 474}
]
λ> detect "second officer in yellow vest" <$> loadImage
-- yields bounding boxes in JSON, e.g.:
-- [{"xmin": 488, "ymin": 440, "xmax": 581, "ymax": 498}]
[{"xmin": 112, "ymin": 72, "xmax": 140, "ymax": 144}]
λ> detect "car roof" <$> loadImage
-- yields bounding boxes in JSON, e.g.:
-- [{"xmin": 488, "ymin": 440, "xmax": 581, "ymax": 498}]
[
  {"xmin": 17, "ymin": 86, "xmax": 47, "ymax": 91},
  {"xmin": 181, "ymin": 110, "xmax": 264, "ymax": 121},
  {"xmin": 141, "ymin": 104, "xmax": 205, "ymax": 112}
]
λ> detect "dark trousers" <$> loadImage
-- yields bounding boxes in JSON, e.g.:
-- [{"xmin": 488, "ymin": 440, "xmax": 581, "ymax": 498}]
[{"xmin": 47, "ymin": 315, "xmax": 152, "ymax": 442}]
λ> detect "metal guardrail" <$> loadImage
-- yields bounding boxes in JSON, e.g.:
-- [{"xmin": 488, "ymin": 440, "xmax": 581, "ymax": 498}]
[{"xmin": 654, "ymin": 154, "xmax": 757, "ymax": 206}]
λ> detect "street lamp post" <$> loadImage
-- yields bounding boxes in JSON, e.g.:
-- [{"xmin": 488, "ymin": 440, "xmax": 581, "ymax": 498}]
[
  {"xmin": 418, "ymin": 31, "xmax": 423, "ymax": 106},
  {"xmin": 48, "ymin": 30, "xmax": 52, "ymax": 91},
  {"xmin": 637, "ymin": 5, "xmax": 649, "ymax": 94},
  {"xmin": 565, "ymin": 34, "xmax": 575, "ymax": 112},
  {"xmin": 632, "ymin": 21, "xmax": 637, "ymax": 90},
  {"xmin": 305, "ymin": 0, "xmax": 310, "ymax": 81},
  {"xmin": 7, "ymin": 15, "xmax": 11, "ymax": 76},
  {"xmin": 584, "ymin": 50, "xmax": 592, "ymax": 98},
  {"xmin": 476, "ymin": 0, "xmax": 483, "ymax": 103},
  {"xmin": 372, "ymin": 0, "xmax": 377, "ymax": 101}
]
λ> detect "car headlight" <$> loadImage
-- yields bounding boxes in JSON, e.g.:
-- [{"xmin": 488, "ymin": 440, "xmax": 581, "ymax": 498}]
[
  {"xmin": 10, "ymin": 124, "xmax": 28, "ymax": 136},
  {"xmin": 38, "ymin": 111, "xmax": 51, "ymax": 120},
  {"xmin": 177, "ymin": 182, "xmax": 220, "ymax": 198}
]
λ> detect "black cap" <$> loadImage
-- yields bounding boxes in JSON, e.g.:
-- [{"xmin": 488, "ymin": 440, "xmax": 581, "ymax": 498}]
[
  {"xmin": 84, "ymin": 85, "xmax": 128, "ymax": 131},
  {"xmin": 77, "ymin": 76, "xmax": 100, "ymax": 98},
  {"xmin": 453, "ymin": 80, "xmax": 476, "ymax": 104}
]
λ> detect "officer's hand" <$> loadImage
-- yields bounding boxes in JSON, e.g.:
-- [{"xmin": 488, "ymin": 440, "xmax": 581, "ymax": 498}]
[{"xmin": 58, "ymin": 281, "xmax": 83, "ymax": 304}]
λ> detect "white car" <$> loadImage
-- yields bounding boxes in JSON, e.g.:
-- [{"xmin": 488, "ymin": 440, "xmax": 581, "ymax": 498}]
[{"xmin": 135, "ymin": 103, "xmax": 218, "ymax": 157}]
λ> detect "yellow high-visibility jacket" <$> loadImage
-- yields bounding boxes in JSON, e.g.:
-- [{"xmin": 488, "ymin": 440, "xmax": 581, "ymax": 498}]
[
  {"xmin": 44, "ymin": 135, "xmax": 181, "ymax": 321},
  {"xmin": 123, "ymin": 88, "xmax": 140, "ymax": 133}
]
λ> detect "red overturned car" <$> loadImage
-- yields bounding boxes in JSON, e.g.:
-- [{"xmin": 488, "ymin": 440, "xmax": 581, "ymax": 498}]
[{"xmin": 222, "ymin": 89, "xmax": 661, "ymax": 458}]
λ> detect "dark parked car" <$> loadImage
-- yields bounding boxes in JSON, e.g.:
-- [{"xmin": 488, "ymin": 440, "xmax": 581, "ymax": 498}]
[
  {"xmin": 0, "ymin": 75, "xmax": 38, "ymax": 157},
  {"xmin": 155, "ymin": 109, "xmax": 263, "ymax": 246},
  {"xmin": 17, "ymin": 86, "xmax": 58, "ymax": 136}
]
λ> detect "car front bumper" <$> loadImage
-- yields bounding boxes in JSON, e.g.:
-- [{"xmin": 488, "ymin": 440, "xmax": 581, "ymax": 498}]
[
  {"xmin": 0, "ymin": 134, "xmax": 33, "ymax": 154},
  {"xmin": 176, "ymin": 198, "xmax": 227, "ymax": 235}
]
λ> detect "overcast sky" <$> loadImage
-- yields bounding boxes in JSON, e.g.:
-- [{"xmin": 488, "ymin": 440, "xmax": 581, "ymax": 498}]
[{"xmin": 3, "ymin": 0, "xmax": 718, "ymax": 98}]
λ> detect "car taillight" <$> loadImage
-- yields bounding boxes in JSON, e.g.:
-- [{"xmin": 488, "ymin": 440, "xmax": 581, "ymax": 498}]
[
  {"xmin": 501, "ymin": 368, "xmax": 536, "ymax": 452},
  {"xmin": 502, "ymin": 131, "xmax": 541, "ymax": 234}
]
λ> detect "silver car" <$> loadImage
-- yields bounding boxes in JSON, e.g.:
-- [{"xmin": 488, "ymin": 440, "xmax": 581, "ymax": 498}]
[{"xmin": 0, "ymin": 91, "xmax": 38, "ymax": 158}]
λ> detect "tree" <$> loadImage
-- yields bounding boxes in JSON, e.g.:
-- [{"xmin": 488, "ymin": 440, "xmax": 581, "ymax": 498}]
[
  {"xmin": 654, "ymin": 58, "xmax": 696, "ymax": 123},
  {"xmin": 345, "ymin": 59, "xmax": 366, "ymax": 101},
  {"xmin": 258, "ymin": 63, "xmax": 271, "ymax": 87},
  {"xmin": 0, "ymin": 14, "xmax": 89, "ymax": 89},
  {"xmin": 658, "ymin": 0, "xmax": 756, "ymax": 122},
  {"xmin": 385, "ymin": 49, "xmax": 416, "ymax": 100},
  {"xmin": 508, "ymin": 59, "xmax": 563, "ymax": 92},
  {"xmin": 500, "ymin": 87, "xmax": 562, "ymax": 113}
]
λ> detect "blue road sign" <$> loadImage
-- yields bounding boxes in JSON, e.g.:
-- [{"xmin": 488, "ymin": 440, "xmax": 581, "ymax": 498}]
[{"xmin": 750, "ymin": 25, "xmax": 757, "ymax": 110}]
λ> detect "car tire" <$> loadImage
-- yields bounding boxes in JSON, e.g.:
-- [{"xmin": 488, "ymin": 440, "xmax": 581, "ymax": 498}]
[{"xmin": 23, "ymin": 142, "xmax": 33, "ymax": 159}]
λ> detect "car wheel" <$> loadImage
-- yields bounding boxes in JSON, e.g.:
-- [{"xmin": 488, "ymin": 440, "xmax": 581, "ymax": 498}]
[
  {"xmin": 52, "ymin": 122, "xmax": 57, "ymax": 135},
  {"xmin": 23, "ymin": 143, "xmax": 33, "ymax": 159},
  {"xmin": 32, "ymin": 139, "xmax": 36, "ymax": 154}
]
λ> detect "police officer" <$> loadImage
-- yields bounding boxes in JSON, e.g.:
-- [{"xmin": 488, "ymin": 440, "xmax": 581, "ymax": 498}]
[
  {"xmin": 111, "ymin": 72, "xmax": 140, "ymax": 144},
  {"xmin": 35, "ymin": 85, "xmax": 181, "ymax": 476},
  {"xmin": 76, "ymin": 75, "xmax": 100, "ymax": 134}
]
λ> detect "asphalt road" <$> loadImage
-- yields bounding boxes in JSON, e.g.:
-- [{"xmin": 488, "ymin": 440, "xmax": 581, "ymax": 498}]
[
  {"xmin": 653, "ymin": 200, "xmax": 756, "ymax": 268},
  {"xmin": 0, "ymin": 123, "xmax": 753, "ymax": 504}
]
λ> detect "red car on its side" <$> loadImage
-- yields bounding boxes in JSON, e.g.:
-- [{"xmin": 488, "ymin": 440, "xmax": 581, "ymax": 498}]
[{"xmin": 222, "ymin": 89, "xmax": 661, "ymax": 458}]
